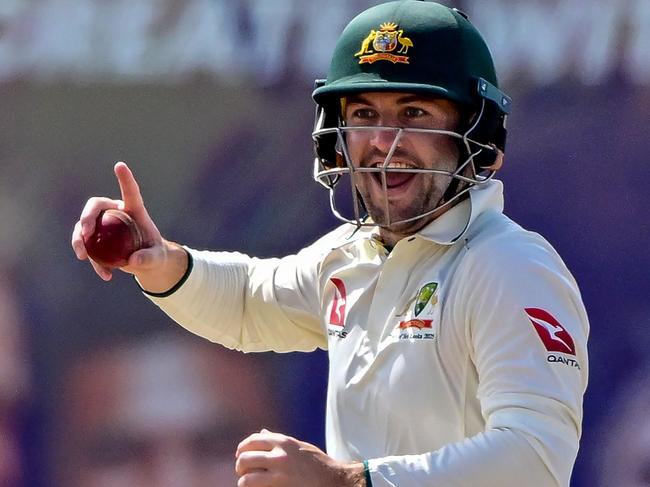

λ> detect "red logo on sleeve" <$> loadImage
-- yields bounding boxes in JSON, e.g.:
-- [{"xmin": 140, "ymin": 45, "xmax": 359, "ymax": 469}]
[
  {"xmin": 328, "ymin": 278, "xmax": 347, "ymax": 327},
  {"xmin": 525, "ymin": 308, "xmax": 576, "ymax": 355}
]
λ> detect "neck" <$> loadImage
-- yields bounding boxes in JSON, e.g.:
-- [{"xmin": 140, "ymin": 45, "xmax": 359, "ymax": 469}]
[{"xmin": 376, "ymin": 198, "xmax": 460, "ymax": 248}]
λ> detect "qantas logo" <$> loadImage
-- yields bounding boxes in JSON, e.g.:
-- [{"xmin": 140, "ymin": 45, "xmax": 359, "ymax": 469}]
[
  {"xmin": 328, "ymin": 278, "xmax": 347, "ymax": 327},
  {"xmin": 525, "ymin": 308, "xmax": 576, "ymax": 355}
]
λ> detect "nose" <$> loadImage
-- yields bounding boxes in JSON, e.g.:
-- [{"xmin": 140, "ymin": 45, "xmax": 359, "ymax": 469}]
[{"xmin": 368, "ymin": 127, "xmax": 401, "ymax": 155}]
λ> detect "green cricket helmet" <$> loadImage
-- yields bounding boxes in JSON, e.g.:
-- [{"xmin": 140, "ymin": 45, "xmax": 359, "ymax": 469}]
[{"xmin": 312, "ymin": 0, "xmax": 512, "ymax": 228}]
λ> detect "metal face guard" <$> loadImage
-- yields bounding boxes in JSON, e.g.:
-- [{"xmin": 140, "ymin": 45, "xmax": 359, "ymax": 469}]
[{"xmin": 312, "ymin": 103, "xmax": 500, "ymax": 228}]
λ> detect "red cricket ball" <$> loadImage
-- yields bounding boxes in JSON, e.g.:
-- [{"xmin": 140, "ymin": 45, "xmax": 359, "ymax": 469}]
[{"xmin": 83, "ymin": 209, "xmax": 143, "ymax": 268}]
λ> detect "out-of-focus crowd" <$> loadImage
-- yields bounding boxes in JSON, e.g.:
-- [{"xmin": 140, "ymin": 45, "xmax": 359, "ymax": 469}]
[{"xmin": 1, "ymin": 272, "xmax": 294, "ymax": 487}]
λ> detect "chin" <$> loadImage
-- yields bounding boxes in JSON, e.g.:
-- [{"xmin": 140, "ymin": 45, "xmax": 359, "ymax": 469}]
[
  {"xmin": 385, "ymin": 218, "xmax": 429, "ymax": 235},
  {"xmin": 369, "ymin": 208, "xmax": 433, "ymax": 235},
  {"xmin": 361, "ymin": 187, "xmax": 444, "ymax": 236}
]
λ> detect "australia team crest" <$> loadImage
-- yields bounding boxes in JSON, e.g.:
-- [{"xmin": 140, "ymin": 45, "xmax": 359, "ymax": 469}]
[
  {"xmin": 355, "ymin": 22, "xmax": 413, "ymax": 65},
  {"xmin": 392, "ymin": 281, "xmax": 439, "ymax": 340}
]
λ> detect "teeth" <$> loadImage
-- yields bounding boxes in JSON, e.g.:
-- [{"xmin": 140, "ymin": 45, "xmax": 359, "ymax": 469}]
[{"xmin": 372, "ymin": 162, "xmax": 412, "ymax": 169}]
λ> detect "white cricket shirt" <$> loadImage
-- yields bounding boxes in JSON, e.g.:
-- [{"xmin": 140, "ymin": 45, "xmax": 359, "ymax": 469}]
[{"xmin": 146, "ymin": 180, "xmax": 589, "ymax": 487}]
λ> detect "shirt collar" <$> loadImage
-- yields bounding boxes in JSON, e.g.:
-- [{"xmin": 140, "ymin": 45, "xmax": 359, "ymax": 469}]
[
  {"xmin": 416, "ymin": 179, "xmax": 505, "ymax": 245},
  {"xmin": 339, "ymin": 179, "xmax": 505, "ymax": 248}
]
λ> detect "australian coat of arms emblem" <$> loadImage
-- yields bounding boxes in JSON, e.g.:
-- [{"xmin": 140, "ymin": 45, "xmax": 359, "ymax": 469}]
[{"xmin": 355, "ymin": 22, "xmax": 413, "ymax": 64}]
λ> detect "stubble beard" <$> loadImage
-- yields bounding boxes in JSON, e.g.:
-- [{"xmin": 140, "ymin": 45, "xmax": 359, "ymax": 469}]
[
  {"xmin": 357, "ymin": 172, "xmax": 451, "ymax": 236},
  {"xmin": 351, "ymin": 137, "xmax": 460, "ymax": 243}
]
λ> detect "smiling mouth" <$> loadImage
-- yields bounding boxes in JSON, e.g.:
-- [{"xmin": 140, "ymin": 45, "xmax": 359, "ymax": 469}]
[{"xmin": 369, "ymin": 162, "xmax": 418, "ymax": 190}]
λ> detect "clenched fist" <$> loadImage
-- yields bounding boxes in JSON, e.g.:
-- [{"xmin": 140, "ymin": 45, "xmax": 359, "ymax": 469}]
[{"xmin": 235, "ymin": 429, "xmax": 366, "ymax": 487}]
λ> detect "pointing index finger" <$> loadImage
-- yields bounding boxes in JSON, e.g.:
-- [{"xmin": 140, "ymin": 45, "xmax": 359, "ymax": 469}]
[{"xmin": 114, "ymin": 161, "xmax": 144, "ymax": 212}]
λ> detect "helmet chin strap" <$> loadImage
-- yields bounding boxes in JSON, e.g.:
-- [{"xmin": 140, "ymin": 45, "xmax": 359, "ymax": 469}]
[
  {"xmin": 440, "ymin": 171, "xmax": 464, "ymax": 207},
  {"xmin": 436, "ymin": 146, "xmax": 500, "ymax": 212}
]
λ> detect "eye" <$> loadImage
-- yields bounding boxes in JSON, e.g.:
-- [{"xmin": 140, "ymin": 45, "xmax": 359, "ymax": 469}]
[
  {"xmin": 351, "ymin": 107, "xmax": 377, "ymax": 120},
  {"xmin": 403, "ymin": 106, "xmax": 427, "ymax": 118}
]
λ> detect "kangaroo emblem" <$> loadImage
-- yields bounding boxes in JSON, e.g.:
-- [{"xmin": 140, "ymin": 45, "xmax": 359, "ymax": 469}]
[{"xmin": 355, "ymin": 30, "xmax": 377, "ymax": 57}]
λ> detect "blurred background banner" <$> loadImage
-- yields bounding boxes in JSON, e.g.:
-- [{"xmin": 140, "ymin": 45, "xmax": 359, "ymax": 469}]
[
  {"xmin": 0, "ymin": 0, "xmax": 648, "ymax": 85},
  {"xmin": 0, "ymin": 1, "xmax": 648, "ymax": 486}
]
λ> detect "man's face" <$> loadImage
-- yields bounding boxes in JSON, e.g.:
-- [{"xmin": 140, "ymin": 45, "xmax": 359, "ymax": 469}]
[
  {"xmin": 57, "ymin": 340, "xmax": 275, "ymax": 487},
  {"xmin": 343, "ymin": 92, "xmax": 461, "ymax": 236}
]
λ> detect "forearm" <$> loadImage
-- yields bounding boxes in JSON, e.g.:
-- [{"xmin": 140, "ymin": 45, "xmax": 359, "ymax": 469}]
[
  {"xmin": 142, "ymin": 248, "xmax": 255, "ymax": 349},
  {"xmin": 366, "ymin": 427, "xmax": 570, "ymax": 487},
  {"xmin": 143, "ymin": 248, "xmax": 327, "ymax": 352}
]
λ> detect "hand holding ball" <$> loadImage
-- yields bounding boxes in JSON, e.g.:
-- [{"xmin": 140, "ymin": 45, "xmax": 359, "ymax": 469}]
[{"xmin": 83, "ymin": 209, "xmax": 143, "ymax": 268}]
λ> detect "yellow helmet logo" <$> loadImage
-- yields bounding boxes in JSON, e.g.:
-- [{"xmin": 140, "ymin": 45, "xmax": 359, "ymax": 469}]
[{"xmin": 355, "ymin": 22, "xmax": 413, "ymax": 65}]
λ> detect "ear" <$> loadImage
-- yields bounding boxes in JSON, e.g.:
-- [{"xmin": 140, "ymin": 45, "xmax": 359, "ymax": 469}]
[
  {"xmin": 483, "ymin": 146, "xmax": 504, "ymax": 171},
  {"xmin": 335, "ymin": 147, "xmax": 347, "ymax": 168}
]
